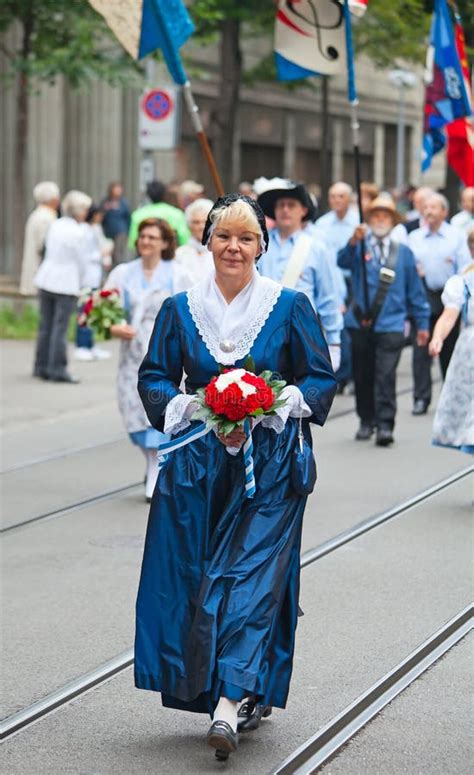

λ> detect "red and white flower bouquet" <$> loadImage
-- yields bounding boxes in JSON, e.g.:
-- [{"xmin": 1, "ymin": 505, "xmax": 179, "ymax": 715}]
[
  {"xmin": 194, "ymin": 357, "xmax": 287, "ymax": 436},
  {"xmin": 77, "ymin": 288, "xmax": 125, "ymax": 339}
]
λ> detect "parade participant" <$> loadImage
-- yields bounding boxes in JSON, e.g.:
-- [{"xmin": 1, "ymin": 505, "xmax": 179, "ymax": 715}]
[
  {"xmin": 257, "ymin": 180, "xmax": 343, "ymax": 371},
  {"xmin": 135, "ymin": 194, "xmax": 337, "ymax": 759},
  {"xmin": 409, "ymin": 193, "xmax": 471, "ymax": 415},
  {"xmin": 450, "ymin": 187, "xmax": 474, "ymax": 233},
  {"xmin": 20, "ymin": 181, "xmax": 59, "ymax": 296},
  {"xmin": 74, "ymin": 205, "xmax": 113, "ymax": 362},
  {"xmin": 105, "ymin": 218, "xmax": 191, "ymax": 501},
  {"xmin": 99, "ymin": 181, "xmax": 131, "ymax": 265},
  {"xmin": 33, "ymin": 190, "xmax": 92, "ymax": 383},
  {"xmin": 338, "ymin": 196, "xmax": 430, "ymax": 446},
  {"xmin": 128, "ymin": 180, "xmax": 190, "ymax": 249},
  {"xmin": 429, "ymin": 263, "xmax": 474, "ymax": 454},
  {"xmin": 404, "ymin": 186, "xmax": 434, "ymax": 233},
  {"xmin": 179, "ymin": 179, "xmax": 205, "ymax": 209},
  {"xmin": 175, "ymin": 198, "xmax": 214, "ymax": 284},
  {"xmin": 313, "ymin": 181, "xmax": 359, "ymax": 390}
]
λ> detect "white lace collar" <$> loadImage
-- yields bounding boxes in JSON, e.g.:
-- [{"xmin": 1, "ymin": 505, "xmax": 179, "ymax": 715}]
[{"xmin": 187, "ymin": 268, "xmax": 282, "ymax": 365}]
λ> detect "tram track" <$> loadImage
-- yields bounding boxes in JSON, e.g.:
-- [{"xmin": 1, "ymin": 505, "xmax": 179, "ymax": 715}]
[
  {"xmin": 273, "ymin": 605, "xmax": 473, "ymax": 774},
  {"xmin": 1, "ymin": 378, "xmax": 432, "ymax": 535},
  {"xmin": 1, "ymin": 465, "xmax": 470, "ymax": 743}
]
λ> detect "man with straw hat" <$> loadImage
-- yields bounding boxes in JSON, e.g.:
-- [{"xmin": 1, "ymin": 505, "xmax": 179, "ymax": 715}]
[{"xmin": 338, "ymin": 195, "xmax": 430, "ymax": 447}]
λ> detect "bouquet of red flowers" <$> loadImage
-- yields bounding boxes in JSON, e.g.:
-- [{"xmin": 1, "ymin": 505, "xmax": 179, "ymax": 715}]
[
  {"xmin": 194, "ymin": 357, "xmax": 287, "ymax": 436},
  {"xmin": 77, "ymin": 288, "xmax": 125, "ymax": 339}
]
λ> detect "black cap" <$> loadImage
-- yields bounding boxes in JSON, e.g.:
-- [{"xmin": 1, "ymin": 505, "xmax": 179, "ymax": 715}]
[
  {"xmin": 202, "ymin": 193, "xmax": 269, "ymax": 255},
  {"xmin": 257, "ymin": 182, "xmax": 316, "ymax": 222}
]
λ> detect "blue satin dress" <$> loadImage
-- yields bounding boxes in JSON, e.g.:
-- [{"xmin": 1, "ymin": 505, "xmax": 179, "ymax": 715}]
[{"xmin": 135, "ymin": 288, "xmax": 337, "ymax": 715}]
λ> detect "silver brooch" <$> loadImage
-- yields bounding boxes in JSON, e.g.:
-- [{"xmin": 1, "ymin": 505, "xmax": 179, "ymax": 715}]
[{"xmin": 219, "ymin": 339, "xmax": 236, "ymax": 353}]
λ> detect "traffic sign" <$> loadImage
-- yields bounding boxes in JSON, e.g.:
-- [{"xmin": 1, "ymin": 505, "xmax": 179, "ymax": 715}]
[{"xmin": 139, "ymin": 86, "xmax": 179, "ymax": 150}]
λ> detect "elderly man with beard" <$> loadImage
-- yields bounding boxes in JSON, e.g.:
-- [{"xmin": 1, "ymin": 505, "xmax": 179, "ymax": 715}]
[{"xmin": 338, "ymin": 197, "xmax": 430, "ymax": 446}]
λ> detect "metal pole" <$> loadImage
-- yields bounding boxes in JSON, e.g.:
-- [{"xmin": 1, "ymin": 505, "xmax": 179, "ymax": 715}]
[
  {"xmin": 343, "ymin": 0, "xmax": 370, "ymax": 319},
  {"xmin": 396, "ymin": 86, "xmax": 405, "ymax": 190}
]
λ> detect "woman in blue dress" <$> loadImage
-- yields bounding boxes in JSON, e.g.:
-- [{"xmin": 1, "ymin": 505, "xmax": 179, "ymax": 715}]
[{"xmin": 136, "ymin": 195, "xmax": 337, "ymax": 758}]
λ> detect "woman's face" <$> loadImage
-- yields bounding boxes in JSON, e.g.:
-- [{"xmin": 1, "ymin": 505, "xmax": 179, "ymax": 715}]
[
  {"xmin": 137, "ymin": 225, "xmax": 167, "ymax": 260},
  {"xmin": 209, "ymin": 220, "xmax": 260, "ymax": 284}
]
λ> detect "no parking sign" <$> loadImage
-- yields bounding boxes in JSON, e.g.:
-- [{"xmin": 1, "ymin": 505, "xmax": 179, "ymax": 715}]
[{"xmin": 139, "ymin": 86, "xmax": 179, "ymax": 150}]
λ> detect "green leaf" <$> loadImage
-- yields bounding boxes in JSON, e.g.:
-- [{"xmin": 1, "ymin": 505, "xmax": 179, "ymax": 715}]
[{"xmin": 244, "ymin": 355, "xmax": 256, "ymax": 373}]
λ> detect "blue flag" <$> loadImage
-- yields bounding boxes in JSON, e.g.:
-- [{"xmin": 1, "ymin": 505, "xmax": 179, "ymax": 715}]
[
  {"xmin": 88, "ymin": 0, "xmax": 194, "ymax": 84},
  {"xmin": 422, "ymin": 0, "xmax": 472, "ymax": 172}
]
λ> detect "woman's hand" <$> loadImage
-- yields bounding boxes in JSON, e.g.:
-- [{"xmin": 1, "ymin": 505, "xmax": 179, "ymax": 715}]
[
  {"xmin": 429, "ymin": 336, "xmax": 443, "ymax": 357},
  {"xmin": 217, "ymin": 427, "xmax": 247, "ymax": 449},
  {"xmin": 110, "ymin": 323, "xmax": 136, "ymax": 340}
]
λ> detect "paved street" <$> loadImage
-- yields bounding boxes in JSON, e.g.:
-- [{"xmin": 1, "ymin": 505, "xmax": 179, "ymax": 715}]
[{"xmin": 1, "ymin": 339, "xmax": 472, "ymax": 773}]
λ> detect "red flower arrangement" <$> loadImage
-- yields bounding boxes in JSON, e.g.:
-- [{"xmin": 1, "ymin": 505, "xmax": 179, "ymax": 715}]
[
  {"xmin": 77, "ymin": 288, "xmax": 125, "ymax": 339},
  {"xmin": 194, "ymin": 357, "xmax": 287, "ymax": 435}
]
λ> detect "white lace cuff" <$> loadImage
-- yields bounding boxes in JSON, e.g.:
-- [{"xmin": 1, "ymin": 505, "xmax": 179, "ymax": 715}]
[
  {"xmin": 261, "ymin": 385, "xmax": 311, "ymax": 434},
  {"xmin": 164, "ymin": 394, "xmax": 199, "ymax": 435}
]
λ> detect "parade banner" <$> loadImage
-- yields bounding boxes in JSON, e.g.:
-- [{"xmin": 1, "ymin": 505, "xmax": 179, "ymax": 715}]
[
  {"xmin": 88, "ymin": 0, "xmax": 224, "ymax": 195},
  {"xmin": 274, "ymin": 0, "xmax": 347, "ymax": 80},
  {"xmin": 421, "ymin": 0, "xmax": 472, "ymax": 173},
  {"xmin": 446, "ymin": 11, "xmax": 474, "ymax": 186},
  {"xmin": 88, "ymin": 0, "xmax": 194, "ymax": 80}
]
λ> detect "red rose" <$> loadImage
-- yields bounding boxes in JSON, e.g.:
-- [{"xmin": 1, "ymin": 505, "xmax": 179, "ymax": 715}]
[
  {"xmin": 99, "ymin": 289, "xmax": 113, "ymax": 298},
  {"xmin": 258, "ymin": 384, "xmax": 274, "ymax": 410},
  {"xmin": 83, "ymin": 299, "xmax": 94, "ymax": 315}
]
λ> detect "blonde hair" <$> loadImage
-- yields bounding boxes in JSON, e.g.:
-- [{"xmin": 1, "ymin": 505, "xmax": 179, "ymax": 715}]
[{"xmin": 210, "ymin": 199, "xmax": 261, "ymax": 235}]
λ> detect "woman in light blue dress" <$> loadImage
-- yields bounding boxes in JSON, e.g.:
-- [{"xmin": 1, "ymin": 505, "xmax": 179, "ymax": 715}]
[
  {"xmin": 105, "ymin": 217, "xmax": 191, "ymax": 500},
  {"xmin": 135, "ymin": 195, "xmax": 337, "ymax": 758},
  {"xmin": 429, "ymin": 263, "xmax": 474, "ymax": 454}
]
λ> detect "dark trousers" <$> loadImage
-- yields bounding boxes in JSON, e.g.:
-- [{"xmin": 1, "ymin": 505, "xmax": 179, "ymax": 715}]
[
  {"xmin": 350, "ymin": 329, "xmax": 405, "ymax": 430},
  {"xmin": 34, "ymin": 290, "xmax": 76, "ymax": 379},
  {"xmin": 412, "ymin": 289, "xmax": 460, "ymax": 404}
]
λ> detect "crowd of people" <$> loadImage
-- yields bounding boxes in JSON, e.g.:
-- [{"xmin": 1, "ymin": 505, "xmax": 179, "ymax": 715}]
[
  {"xmin": 22, "ymin": 175, "xmax": 473, "ymax": 451},
  {"xmin": 20, "ymin": 173, "xmax": 473, "ymax": 759}
]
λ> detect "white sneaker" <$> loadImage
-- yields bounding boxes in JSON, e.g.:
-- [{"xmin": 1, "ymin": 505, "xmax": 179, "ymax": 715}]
[
  {"xmin": 91, "ymin": 347, "xmax": 112, "ymax": 360},
  {"xmin": 74, "ymin": 347, "xmax": 94, "ymax": 361}
]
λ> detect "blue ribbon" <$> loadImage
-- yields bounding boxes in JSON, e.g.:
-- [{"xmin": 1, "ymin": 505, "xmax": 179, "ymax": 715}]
[{"xmin": 157, "ymin": 420, "xmax": 256, "ymax": 499}]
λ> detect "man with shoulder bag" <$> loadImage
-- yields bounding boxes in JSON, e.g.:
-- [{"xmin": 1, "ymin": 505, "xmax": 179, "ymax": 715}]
[{"xmin": 338, "ymin": 197, "xmax": 430, "ymax": 446}]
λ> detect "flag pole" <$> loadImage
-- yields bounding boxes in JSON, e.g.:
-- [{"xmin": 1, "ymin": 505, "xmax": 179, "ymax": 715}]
[
  {"xmin": 152, "ymin": 4, "xmax": 225, "ymax": 198},
  {"xmin": 343, "ymin": 0, "xmax": 370, "ymax": 320},
  {"xmin": 182, "ymin": 83, "xmax": 225, "ymax": 197}
]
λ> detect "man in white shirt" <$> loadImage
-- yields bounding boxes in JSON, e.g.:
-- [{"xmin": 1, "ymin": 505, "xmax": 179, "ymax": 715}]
[
  {"xmin": 450, "ymin": 187, "xmax": 474, "ymax": 233},
  {"xmin": 312, "ymin": 182, "xmax": 359, "ymax": 389},
  {"xmin": 19, "ymin": 181, "xmax": 59, "ymax": 296},
  {"xmin": 409, "ymin": 192, "xmax": 471, "ymax": 414}
]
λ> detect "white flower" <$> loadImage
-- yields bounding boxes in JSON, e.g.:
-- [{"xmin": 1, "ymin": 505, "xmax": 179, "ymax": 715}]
[{"xmin": 215, "ymin": 369, "xmax": 257, "ymax": 398}]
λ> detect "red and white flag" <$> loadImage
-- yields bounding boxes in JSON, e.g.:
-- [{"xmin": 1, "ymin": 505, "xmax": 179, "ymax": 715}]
[
  {"xmin": 446, "ymin": 14, "xmax": 474, "ymax": 186},
  {"xmin": 349, "ymin": 0, "xmax": 368, "ymax": 16}
]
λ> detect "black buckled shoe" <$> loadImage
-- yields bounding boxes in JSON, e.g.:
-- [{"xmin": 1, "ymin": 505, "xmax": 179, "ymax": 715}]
[
  {"xmin": 207, "ymin": 720, "xmax": 238, "ymax": 760},
  {"xmin": 237, "ymin": 699, "xmax": 272, "ymax": 732}
]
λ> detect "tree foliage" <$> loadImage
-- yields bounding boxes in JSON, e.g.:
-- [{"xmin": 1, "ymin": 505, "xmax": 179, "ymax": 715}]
[{"xmin": 0, "ymin": 0, "xmax": 140, "ymax": 88}]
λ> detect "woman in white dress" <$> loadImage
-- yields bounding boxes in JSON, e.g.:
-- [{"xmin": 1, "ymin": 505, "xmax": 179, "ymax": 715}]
[
  {"xmin": 429, "ymin": 262, "xmax": 474, "ymax": 455},
  {"xmin": 105, "ymin": 217, "xmax": 191, "ymax": 499},
  {"xmin": 175, "ymin": 198, "xmax": 214, "ymax": 284}
]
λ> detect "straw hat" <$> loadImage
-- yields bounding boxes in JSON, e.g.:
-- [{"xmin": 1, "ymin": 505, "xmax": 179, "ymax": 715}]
[{"xmin": 366, "ymin": 195, "xmax": 402, "ymax": 224}]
